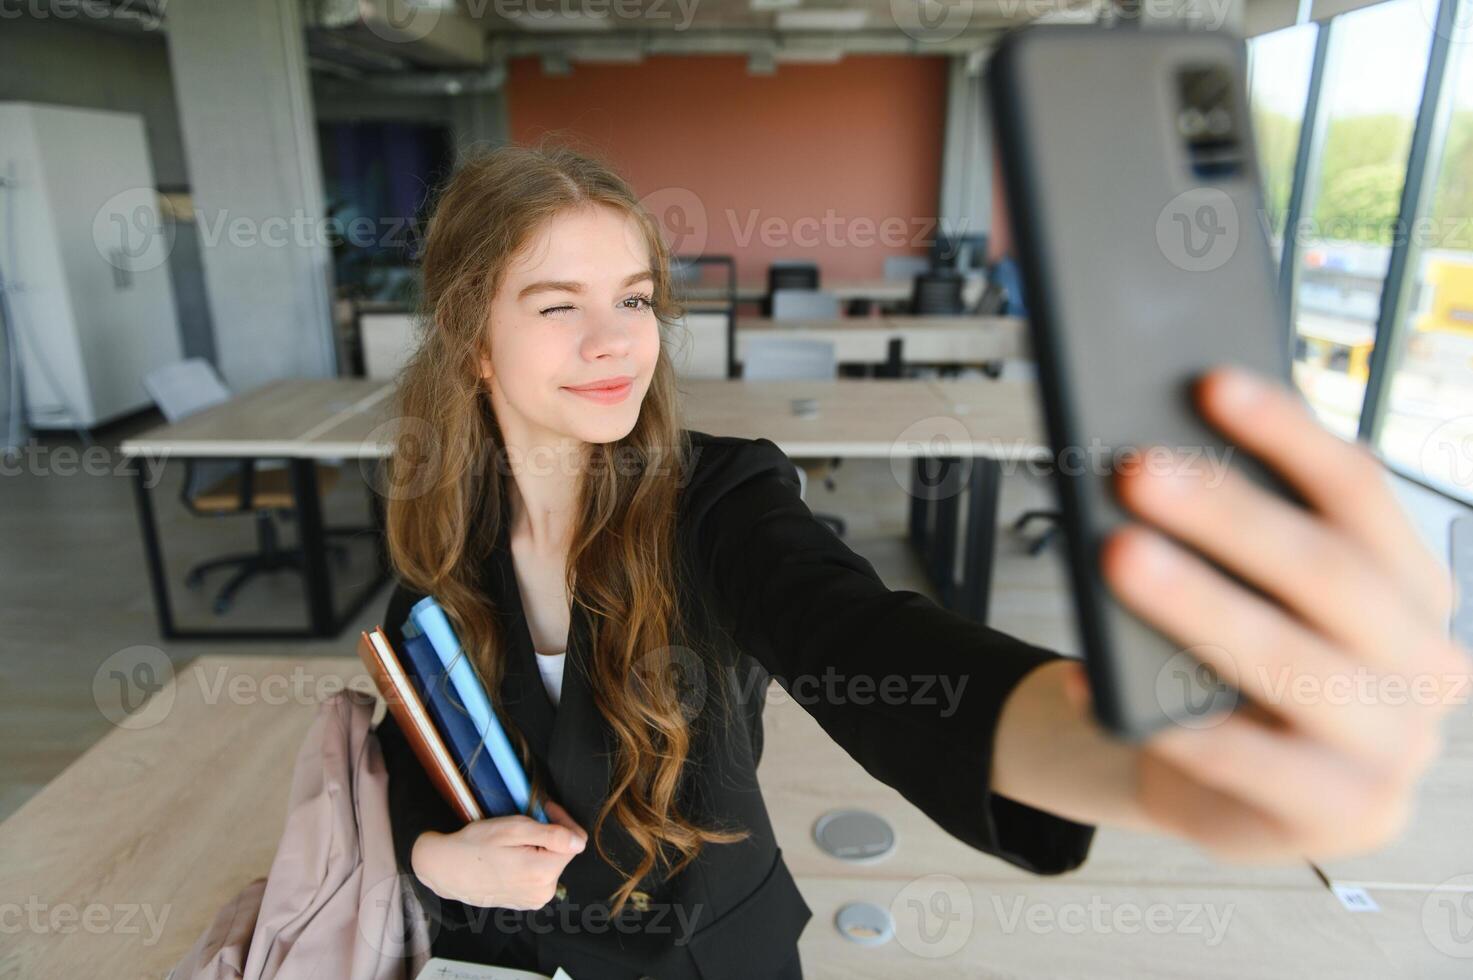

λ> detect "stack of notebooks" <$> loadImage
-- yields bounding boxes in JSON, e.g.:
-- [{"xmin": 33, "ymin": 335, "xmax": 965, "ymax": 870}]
[{"xmin": 358, "ymin": 596, "xmax": 549, "ymax": 825}]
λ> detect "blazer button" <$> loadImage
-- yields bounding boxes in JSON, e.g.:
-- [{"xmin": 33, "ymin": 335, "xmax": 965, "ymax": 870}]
[
  {"xmin": 554, "ymin": 883, "xmax": 568, "ymax": 902},
  {"xmin": 630, "ymin": 890, "xmax": 651, "ymax": 913}
]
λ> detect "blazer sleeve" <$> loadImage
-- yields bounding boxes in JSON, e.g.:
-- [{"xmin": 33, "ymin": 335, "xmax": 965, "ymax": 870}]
[
  {"xmin": 684, "ymin": 436, "xmax": 1096, "ymax": 875},
  {"xmin": 373, "ymin": 582, "xmax": 477, "ymax": 932}
]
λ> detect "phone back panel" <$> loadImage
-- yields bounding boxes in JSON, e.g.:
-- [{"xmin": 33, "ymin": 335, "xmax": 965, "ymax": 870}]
[{"xmin": 987, "ymin": 26, "xmax": 1293, "ymax": 738}]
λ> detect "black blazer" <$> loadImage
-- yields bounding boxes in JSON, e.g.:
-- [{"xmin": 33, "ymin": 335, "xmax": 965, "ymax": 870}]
[{"xmin": 374, "ymin": 429, "xmax": 1096, "ymax": 979}]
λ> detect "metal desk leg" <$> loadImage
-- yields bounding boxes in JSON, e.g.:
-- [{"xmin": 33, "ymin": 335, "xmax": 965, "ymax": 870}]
[
  {"xmin": 289, "ymin": 458, "xmax": 334, "ymax": 636},
  {"xmin": 926, "ymin": 457, "xmax": 964, "ymax": 611},
  {"xmin": 131, "ymin": 459, "xmax": 177, "ymax": 639},
  {"xmin": 909, "ymin": 457, "xmax": 932, "ymax": 550},
  {"xmin": 960, "ymin": 457, "xmax": 1002, "ymax": 624}
]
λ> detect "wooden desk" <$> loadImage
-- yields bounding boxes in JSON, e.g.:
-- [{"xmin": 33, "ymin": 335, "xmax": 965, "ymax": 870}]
[
  {"xmin": 118, "ymin": 380, "xmax": 395, "ymax": 640},
  {"xmin": 0, "ymin": 655, "xmax": 374, "ymax": 980},
  {"xmin": 0, "ymin": 655, "xmax": 1424, "ymax": 979},
  {"xmin": 736, "ymin": 314, "xmax": 1027, "ymax": 367},
  {"xmin": 121, "ymin": 376, "xmax": 1043, "ymax": 635},
  {"xmin": 301, "ymin": 376, "xmax": 1045, "ymax": 624}
]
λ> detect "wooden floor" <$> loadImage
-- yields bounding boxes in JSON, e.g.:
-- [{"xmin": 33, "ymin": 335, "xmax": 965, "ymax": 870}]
[{"xmin": 0, "ymin": 411, "xmax": 1076, "ymax": 823}]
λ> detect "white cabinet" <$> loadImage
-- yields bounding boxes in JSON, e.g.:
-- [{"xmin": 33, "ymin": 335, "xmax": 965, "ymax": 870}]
[{"xmin": 0, "ymin": 102, "xmax": 182, "ymax": 429}]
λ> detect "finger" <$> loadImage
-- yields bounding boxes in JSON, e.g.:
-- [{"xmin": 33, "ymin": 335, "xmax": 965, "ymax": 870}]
[
  {"xmin": 543, "ymin": 800, "xmax": 589, "ymax": 844},
  {"xmin": 501, "ymin": 814, "xmax": 586, "ymax": 853},
  {"xmin": 1116, "ymin": 454, "xmax": 1437, "ymax": 675},
  {"xmin": 1145, "ymin": 713, "xmax": 1415, "ymax": 861},
  {"xmin": 1137, "ymin": 750, "xmax": 1299, "ymax": 862},
  {"xmin": 1103, "ymin": 524, "xmax": 1420, "ymax": 769},
  {"xmin": 1195, "ymin": 367, "xmax": 1453, "ymax": 616}
]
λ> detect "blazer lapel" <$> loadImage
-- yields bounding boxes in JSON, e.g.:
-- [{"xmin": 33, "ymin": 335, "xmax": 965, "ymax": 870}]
[{"xmin": 481, "ymin": 521, "xmax": 613, "ymax": 825}]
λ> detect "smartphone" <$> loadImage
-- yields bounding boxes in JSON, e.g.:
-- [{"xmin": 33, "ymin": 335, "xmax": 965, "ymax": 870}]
[{"xmin": 986, "ymin": 25, "xmax": 1297, "ymax": 739}]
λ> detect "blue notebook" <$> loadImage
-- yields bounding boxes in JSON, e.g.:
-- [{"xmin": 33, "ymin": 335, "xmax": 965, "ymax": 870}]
[
  {"xmin": 397, "ymin": 625, "xmax": 519, "ymax": 819},
  {"xmin": 408, "ymin": 596, "xmax": 549, "ymax": 824}
]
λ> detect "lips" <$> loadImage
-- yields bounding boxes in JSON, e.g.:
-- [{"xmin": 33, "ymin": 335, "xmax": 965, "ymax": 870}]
[{"xmin": 561, "ymin": 375, "xmax": 635, "ymax": 404}]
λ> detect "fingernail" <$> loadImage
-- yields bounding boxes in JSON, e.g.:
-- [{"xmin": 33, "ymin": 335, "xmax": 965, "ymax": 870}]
[{"xmin": 1211, "ymin": 368, "xmax": 1267, "ymax": 413}]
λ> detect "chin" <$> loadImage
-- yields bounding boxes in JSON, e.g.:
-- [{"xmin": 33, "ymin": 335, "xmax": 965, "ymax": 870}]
[{"xmin": 565, "ymin": 409, "xmax": 641, "ymax": 446}]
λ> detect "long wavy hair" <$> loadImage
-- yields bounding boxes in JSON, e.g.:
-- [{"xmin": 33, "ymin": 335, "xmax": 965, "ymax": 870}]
[{"xmin": 384, "ymin": 141, "xmax": 749, "ymax": 916}]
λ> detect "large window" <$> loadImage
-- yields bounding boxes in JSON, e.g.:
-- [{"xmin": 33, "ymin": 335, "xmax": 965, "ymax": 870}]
[
  {"xmin": 1248, "ymin": 23, "xmax": 1320, "ymax": 258},
  {"xmin": 1286, "ymin": 0, "xmax": 1435, "ymax": 440},
  {"xmin": 1376, "ymin": 26, "xmax": 1473, "ymax": 499}
]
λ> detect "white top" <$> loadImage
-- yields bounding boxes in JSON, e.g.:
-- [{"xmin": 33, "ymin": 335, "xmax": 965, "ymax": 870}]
[{"xmin": 534, "ymin": 650, "xmax": 567, "ymax": 708}]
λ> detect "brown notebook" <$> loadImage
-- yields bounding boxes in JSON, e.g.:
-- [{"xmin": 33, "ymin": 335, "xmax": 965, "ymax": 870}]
[{"xmin": 357, "ymin": 627, "xmax": 483, "ymax": 824}]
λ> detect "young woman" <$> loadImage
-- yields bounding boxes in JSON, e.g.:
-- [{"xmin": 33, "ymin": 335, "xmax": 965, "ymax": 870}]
[{"xmin": 373, "ymin": 143, "xmax": 1466, "ymax": 979}]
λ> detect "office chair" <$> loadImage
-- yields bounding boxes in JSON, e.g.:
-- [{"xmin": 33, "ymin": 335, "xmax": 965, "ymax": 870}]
[
  {"xmin": 741, "ymin": 337, "xmax": 848, "ymax": 538},
  {"xmin": 762, "ymin": 261, "xmax": 820, "ymax": 317},
  {"xmin": 142, "ymin": 359, "xmax": 346, "ymax": 615},
  {"xmin": 910, "ymin": 270, "xmax": 968, "ymax": 315},
  {"xmin": 770, "ymin": 288, "xmax": 841, "ymax": 320}
]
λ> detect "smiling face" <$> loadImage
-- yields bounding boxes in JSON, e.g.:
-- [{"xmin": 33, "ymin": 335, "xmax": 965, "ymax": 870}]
[{"xmin": 479, "ymin": 203, "xmax": 662, "ymax": 449}]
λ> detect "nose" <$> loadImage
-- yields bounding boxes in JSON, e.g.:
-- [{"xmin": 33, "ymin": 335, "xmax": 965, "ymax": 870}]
[{"xmin": 582, "ymin": 309, "xmax": 634, "ymax": 360}]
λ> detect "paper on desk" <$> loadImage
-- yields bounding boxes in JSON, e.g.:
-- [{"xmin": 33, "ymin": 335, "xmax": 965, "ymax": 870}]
[{"xmin": 413, "ymin": 956, "xmax": 575, "ymax": 980}]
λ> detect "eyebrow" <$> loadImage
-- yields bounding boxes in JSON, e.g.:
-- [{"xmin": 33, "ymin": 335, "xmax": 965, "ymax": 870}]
[{"xmin": 517, "ymin": 270, "xmax": 654, "ymax": 301}]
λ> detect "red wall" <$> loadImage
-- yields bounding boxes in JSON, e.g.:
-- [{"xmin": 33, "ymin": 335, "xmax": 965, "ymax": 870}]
[{"xmin": 505, "ymin": 55, "xmax": 948, "ymax": 284}]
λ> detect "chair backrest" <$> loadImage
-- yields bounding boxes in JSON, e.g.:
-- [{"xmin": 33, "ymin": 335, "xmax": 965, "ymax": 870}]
[
  {"xmin": 360, "ymin": 312, "xmax": 419, "ymax": 380},
  {"xmin": 884, "ymin": 255, "xmax": 931, "ymax": 281},
  {"xmin": 910, "ymin": 272, "xmax": 966, "ymax": 315},
  {"xmin": 142, "ymin": 359, "xmax": 249, "ymax": 502},
  {"xmin": 771, "ymin": 289, "xmax": 841, "ymax": 321},
  {"xmin": 667, "ymin": 311, "xmax": 732, "ymax": 379},
  {"xmin": 741, "ymin": 337, "xmax": 838, "ymax": 381},
  {"xmin": 763, "ymin": 261, "xmax": 820, "ymax": 316},
  {"xmin": 142, "ymin": 358, "xmax": 231, "ymax": 423}
]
